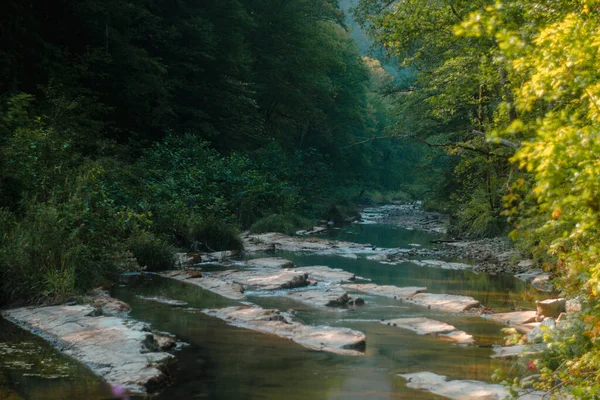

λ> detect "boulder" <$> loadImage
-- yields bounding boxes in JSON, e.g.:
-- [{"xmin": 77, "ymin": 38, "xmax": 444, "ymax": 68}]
[
  {"xmin": 526, "ymin": 318, "xmax": 556, "ymax": 343},
  {"xmin": 566, "ymin": 298, "xmax": 582, "ymax": 313},
  {"xmin": 531, "ymin": 274, "xmax": 553, "ymax": 292},
  {"xmin": 535, "ymin": 298, "xmax": 565, "ymax": 319},
  {"xmin": 203, "ymin": 306, "xmax": 366, "ymax": 355},
  {"xmin": 86, "ymin": 289, "xmax": 131, "ymax": 317}
]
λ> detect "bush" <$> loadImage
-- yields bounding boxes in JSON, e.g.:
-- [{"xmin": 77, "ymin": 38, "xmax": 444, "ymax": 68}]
[
  {"xmin": 175, "ymin": 214, "xmax": 243, "ymax": 252},
  {"xmin": 250, "ymin": 213, "xmax": 314, "ymax": 236},
  {"xmin": 451, "ymin": 189, "xmax": 505, "ymax": 238},
  {"xmin": 127, "ymin": 230, "xmax": 174, "ymax": 271}
]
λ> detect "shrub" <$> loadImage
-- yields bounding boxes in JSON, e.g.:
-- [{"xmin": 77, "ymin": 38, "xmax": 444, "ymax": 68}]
[
  {"xmin": 175, "ymin": 214, "xmax": 243, "ymax": 252},
  {"xmin": 127, "ymin": 230, "xmax": 174, "ymax": 271},
  {"xmin": 250, "ymin": 213, "xmax": 314, "ymax": 236}
]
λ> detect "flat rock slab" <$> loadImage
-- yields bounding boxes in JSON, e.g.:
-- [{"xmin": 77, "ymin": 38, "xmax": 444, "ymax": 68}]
[
  {"xmin": 342, "ymin": 283, "xmax": 427, "ymax": 299},
  {"xmin": 243, "ymin": 232, "xmax": 371, "ymax": 253},
  {"xmin": 212, "ymin": 269, "xmax": 309, "ymax": 291},
  {"xmin": 399, "ymin": 372, "xmax": 544, "ymax": 400},
  {"xmin": 2, "ymin": 305, "xmax": 174, "ymax": 393},
  {"xmin": 485, "ymin": 311, "xmax": 537, "ymax": 326},
  {"xmin": 247, "ymin": 257, "xmax": 294, "ymax": 269},
  {"xmin": 381, "ymin": 318, "xmax": 474, "ymax": 345},
  {"xmin": 490, "ymin": 344, "xmax": 545, "ymax": 359},
  {"xmin": 287, "ymin": 288, "xmax": 350, "ymax": 307},
  {"xmin": 136, "ymin": 296, "xmax": 188, "ymax": 306},
  {"xmin": 410, "ymin": 260, "xmax": 473, "ymax": 270},
  {"xmin": 298, "ymin": 266, "xmax": 355, "ymax": 283},
  {"xmin": 160, "ymin": 271, "xmax": 245, "ymax": 300},
  {"xmin": 408, "ymin": 293, "xmax": 480, "ymax": 313},
  {"xmin": 203, "ymin": 306, "xmax": 366, "ymax": 355}
]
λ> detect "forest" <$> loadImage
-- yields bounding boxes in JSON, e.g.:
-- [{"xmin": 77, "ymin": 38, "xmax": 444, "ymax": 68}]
[{"xmin": 1, "ymin": 0, "xmax": 600, "ymax": 398}]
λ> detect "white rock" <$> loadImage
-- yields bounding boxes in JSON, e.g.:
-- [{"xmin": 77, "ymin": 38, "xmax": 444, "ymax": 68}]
[
  {"xmin": 203, "ymin": 306, "xmax": 366, "ymax": 355},
  {"xmin": 399, "ymin": 371, "xmax": 544, "ymax": 399}
]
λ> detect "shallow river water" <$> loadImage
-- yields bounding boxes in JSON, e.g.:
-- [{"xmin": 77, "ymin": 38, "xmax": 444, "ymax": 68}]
[{"xmin": 1, "ymin": 222, "xmax": 542, "ymax": 399}]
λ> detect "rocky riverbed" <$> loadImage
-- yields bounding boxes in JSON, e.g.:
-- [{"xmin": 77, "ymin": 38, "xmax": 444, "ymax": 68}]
[{"xmin": 0, "ymin": 203, "xmax": 570, "ymax": 399}]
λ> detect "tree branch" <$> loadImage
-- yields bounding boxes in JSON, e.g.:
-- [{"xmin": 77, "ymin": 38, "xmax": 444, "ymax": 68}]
[{"xmin": 472, "ymin": 129, "xmax": 520, "ymax": 149}]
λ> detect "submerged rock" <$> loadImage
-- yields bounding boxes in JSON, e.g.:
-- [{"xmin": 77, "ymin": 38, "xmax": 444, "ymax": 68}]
[
  {"xmin": 2, "ymin": 305, "xmax": 175, "ymax": 393},
  {"xmin": 136, "ymin": 296, "xmax": 188, "ymax": 307},
  {"xmin": 247, "ymin": 257, "xmax": 294, "ymax": 269},
  {"xmin": 381, "ymin": 317, "xmax": 474, "ymax": 345},
  {"xmin": 203, "ymin": 306, "xmax": 366, "ymax": 355},
  {"xmin": 399, "ymin": 371, "xmax": 544, "ymax": 399}
]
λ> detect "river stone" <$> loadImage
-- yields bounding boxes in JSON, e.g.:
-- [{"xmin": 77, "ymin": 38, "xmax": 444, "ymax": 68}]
[
  {"xmin": 88, "ymin": 294, "xmax": 132, "ymax": 317},
  {"xmin": 297, "ymin": 266, "xmax": 355, "ymax": 283},
  {"xmin": 203, "ymin": 306, "xmax": 366, "ymax": 355},
  {"xmin": 491, "ymin": 344, "xmax": 545, "ymax": 359},
  {"xmin": 160, "ymin": 271, "xmax": 245, "ymax": 300},
  {"xmin": 341, "ymin": 283, "xmax": 427, "ymax": 299},
  {"xmin": 287, "ymin": 288, "xmax": 350, "ymax": 307},
  {"xmin": 531, "ymin": 273, "xmax": 553, "ymax": 292},
  {"xmin": 2, "ymin": 305, "xmax": 174, "ymax": 393},
  {"xmin": 247, "ymin": 257, "xmax": 294, "ymax": 269},
  {"xmin": 399, "ymin": 372, "xmax": 544, "ymax": 399},
  {"xmin": 526, "ymin": 318, "xmax": 556, "ymax": 343},
  {"xmin": 212, "ymin": 269, "xmax": 309, "ymax": 291},
  {"xmin": 381, "ymin": 318, "xmax": 474, "ymax": 345},
  {"xmin": 535, "ymin": 298, "xmax": 566, "ymax": 318},
  {"xmin": 485, "ymin": 311, "xmax": 537, "ymax": 326},
  {"xmin": 407, "ymin": 293, "xmax": 480, "ymax": 313}
]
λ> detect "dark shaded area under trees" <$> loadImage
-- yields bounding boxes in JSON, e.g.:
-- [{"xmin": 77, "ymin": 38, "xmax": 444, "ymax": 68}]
[{"xmin": 0, "ymin": 0, "xmax": 427, "ymax": 305}]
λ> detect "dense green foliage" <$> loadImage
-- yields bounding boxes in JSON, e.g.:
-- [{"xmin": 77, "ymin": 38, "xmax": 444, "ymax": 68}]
[
  {"xmin": 355, "ymin": 0, "xmax": 600, "ymax": 396},
  {"xmin": 0, "ymin": 0, "xmax": 407, "ymax": 305}
]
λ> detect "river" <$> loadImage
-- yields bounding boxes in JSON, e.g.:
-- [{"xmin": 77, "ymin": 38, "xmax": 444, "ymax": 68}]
[{"xmin": 0, "ymin": 215, "xmax": 541, "ymax": 399}]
